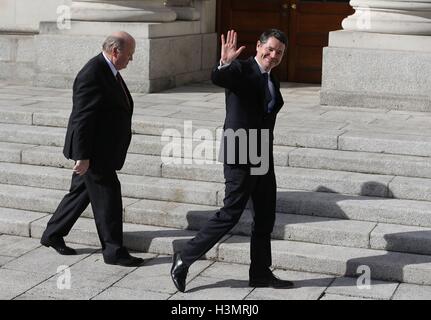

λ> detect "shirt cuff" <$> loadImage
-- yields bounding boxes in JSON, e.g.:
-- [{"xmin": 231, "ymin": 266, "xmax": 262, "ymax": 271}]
[{"xmin": 218, "ymin": 60, "xmax": 231, "ymax": 70}]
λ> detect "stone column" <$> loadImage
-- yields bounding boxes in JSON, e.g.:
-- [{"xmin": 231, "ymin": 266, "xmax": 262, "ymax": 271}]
[
  {"xmin": 320, "ymin": 0, "xmax": 431, "ymax": 112},
  {"xmin": 342, "ymin": 0, "xmax": 431, "ymax": 35},
  {"xmin": 165, "ymin": 0, "xmax": 200, "ymax": 21},
  {"xmin": 71, "ymin": 0, "xmax": 177, "ymax": 22},
  {"xmin": 33, "ymin": 0, "xmax": 217, "ymax": 92}
]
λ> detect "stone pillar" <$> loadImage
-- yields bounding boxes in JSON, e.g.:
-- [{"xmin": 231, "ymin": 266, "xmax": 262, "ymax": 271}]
[
  {"xmin": 342, "ymin": 0, "xmax": 431, "ymax": 35},
  {"xmin": 165, "ymin": 0, "xmax": 201, "ymax": 21},
  {"xmin": 33, "ymin": 0, "xmax": 217, "ymax": 92},
  {"xmin": 320, "ymin": 0, "xmax": 431, "ymax": 111},
  {"xmin": 71, "ymin": 0, "xmax": 177, "ymax": 22}
]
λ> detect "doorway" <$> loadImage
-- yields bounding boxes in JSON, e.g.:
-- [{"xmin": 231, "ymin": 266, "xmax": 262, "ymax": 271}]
[{"xmin": 216, "ymin": 0, "xmax": 354, "ymax": 83}]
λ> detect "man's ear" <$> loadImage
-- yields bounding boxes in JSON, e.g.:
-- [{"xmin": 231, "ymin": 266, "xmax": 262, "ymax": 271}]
[
  {"xmin": 112, "ymin": 47, "xmax": 120, "ymax": 57},
  {"xmin": 256, "ymin": 40, "xmax": 261, "ymax": 51}
]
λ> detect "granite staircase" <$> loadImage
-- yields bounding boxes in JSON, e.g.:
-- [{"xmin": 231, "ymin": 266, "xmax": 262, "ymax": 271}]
[{"xmin": 1, "ymin": 81, "xmax": 431, "ymax": 285}]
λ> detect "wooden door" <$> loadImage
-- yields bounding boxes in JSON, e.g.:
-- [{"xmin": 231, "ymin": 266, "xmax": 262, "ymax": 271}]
[
  {"xmin": 288, "ymin": 0, "xmax": 354, "ymax": 83},
  {"xmin": 217, "ymin": 0, "xmax": 288, "ymax": 80},
  {"xmin": 216, "ymin": 0, "xmax": 353, "ymax": 83}
]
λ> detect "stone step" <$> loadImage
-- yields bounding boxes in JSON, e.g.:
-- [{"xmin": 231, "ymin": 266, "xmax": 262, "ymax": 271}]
[
  {"xmin": 2, "ymin": 183, "xmax": 431, "ymax": 256},
  {"xmin": 19, "ymin": 145, "xmax": 163, "ymax": 177},
  {"xmin": 4, "ymin": 141, "xmax": 431, "ymax": 181},
  {"xmin": 0, "ymin": 201, "xmax": 374, "ymax": 250},
  {"xmin": 2, "ymin": 161, "xmax": 431, "ymax": 203},
  {"xmin": 0, "ymin": 141, "xmax": 37, "ymax": 163},
  {"xmin": 2, "ymin": 119, "xmax": 431, "ymax": 161},
  {"xmin": 0, "ymin": 163, "xmax": 223, "ymax": 206},
  {"xmin": 221, "ymin": 235, "xmax": 431, "ymax": 285},
  {"xmin": 339, "ymin": 131, "xmax": 431, "ymax": 157},
  {"xmin": 2, "ymin": 181, "xmax": 430, "ymax": 231},
  {"xmin": 123, "ymin": 199, "xmax": 376, "ymax": 249},
  {"xmin": 125, "ymin": 199, "xmax": 431, "ymax": 256},
  {"xmin": 162, "ymin": 162, "xmax": 395, "ymax": 198},
  {"xmin": 288, "ymin": 148, "xmax": 431, "ymax": 179},
  {"xmin": 275, "ymin": 190, "xmax": 431, "ymax": 228},
  {"xmin": 16, "ymin": 143, "xmax": 294, "ymax": 170},
  {"xmin": 26, "ymin": 216, "xmax": 431, "ymax": 285},
  {"xmin": 0, "ymin": 183, "xmax": 140, "ymax": 219},
  {"xmin": 0, "ymin": 123, "xmax": 66, "ymax": 146}
]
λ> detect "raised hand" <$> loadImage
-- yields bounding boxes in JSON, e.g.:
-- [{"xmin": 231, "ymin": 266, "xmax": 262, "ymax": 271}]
[{"xmin": 220, "ymin": 30, "xmax": 246, "ymax": 65}]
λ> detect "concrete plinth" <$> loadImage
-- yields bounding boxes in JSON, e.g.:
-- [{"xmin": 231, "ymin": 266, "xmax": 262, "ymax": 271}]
[
  {"xmin": 0, "ymin": 33, "xmax": 36, "ymax": 84},
  {"xmin": 33, "ymin": 20, "xmax": 217, "ymax": 93},
  {"xmin": 320, "ymin": 30, "xmax": 431, "ymax": 111}
]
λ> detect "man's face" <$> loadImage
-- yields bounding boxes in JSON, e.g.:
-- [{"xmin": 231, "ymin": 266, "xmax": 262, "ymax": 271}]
[
  {"xmin": 255, "ymin": 36, "xmax": 286, "ymax": 72},
  {"xmin": 112, "ymin": 40, "xmax": 135, "ymax": 70}
]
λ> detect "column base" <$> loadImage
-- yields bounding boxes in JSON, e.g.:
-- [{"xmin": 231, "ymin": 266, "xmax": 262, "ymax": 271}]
[
  {"xmin": 33, "ymin": 21, "xmax": 217, "ymax": 93},
  {"xmin": 320, "ymin": 30, "xmax": 431, "ymax": 112},
  {"xmin": 0, "ymin": 33, "xmax": 35, "ymax": 84}
]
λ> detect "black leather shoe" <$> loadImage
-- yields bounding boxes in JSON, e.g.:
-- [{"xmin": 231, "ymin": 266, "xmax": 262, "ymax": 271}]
[
  {"xmin": 41, "ymin": 238, "xmax": 77, "ymax": 256},
  {"xmin": 104, "ymin": 255, "xmax": 144, "ymax": 267},
  {"xmin": 249, "ymin": 272, "xmax": 294, "ymax": 289},
  {"xmin": 170, "ymin": 253, "xmax": 189, "ymax": 293}
]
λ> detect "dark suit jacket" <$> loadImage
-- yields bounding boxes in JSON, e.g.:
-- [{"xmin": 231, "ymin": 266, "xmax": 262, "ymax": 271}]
[
  {"xmin": 211, "ymin": 57, "xmax": 284, "ymax": 166},
  {"xmin": 63, "ymin": 53, "xmax": 134, "ymax": 172}
]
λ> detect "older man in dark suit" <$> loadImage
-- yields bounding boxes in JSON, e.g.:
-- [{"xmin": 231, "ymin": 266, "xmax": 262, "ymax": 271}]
[
  {"xmin": 171, "ymin": 29, "xmax": 294, "ymax": 292},
  {"xmin": 40, "ymin": 31, "xmax": 143, "ymax": 267}
]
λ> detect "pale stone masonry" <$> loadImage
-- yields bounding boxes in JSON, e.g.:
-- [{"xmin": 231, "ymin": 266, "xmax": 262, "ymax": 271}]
[{"xmin": 1, "ymin": 81, "xmax": 431, "ymax": 299}]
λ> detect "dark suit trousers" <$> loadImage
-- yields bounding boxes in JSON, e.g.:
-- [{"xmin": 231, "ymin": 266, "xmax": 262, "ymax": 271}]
[
  {"xmin": 41, "ymin": 168, "xmax": 126, "ymax": 261},
  {"xmin": 181, "ymin": 164, "xmax": 276, "ymax": 276}
]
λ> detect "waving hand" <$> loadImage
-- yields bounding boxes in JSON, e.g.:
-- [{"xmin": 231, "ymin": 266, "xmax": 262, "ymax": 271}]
[{"xmin": 220, "ymin": 30, "xmax": 246, "ymax": 65}]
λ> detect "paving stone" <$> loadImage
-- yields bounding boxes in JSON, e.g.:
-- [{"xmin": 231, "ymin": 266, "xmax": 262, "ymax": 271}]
[
  {"xmin": 24, "ymin": 271, "xmax": 122, "ymax": 300},
  {"xmin": 325, "ymin": 276, "xmax": 398, "ymax": 300},
  {"xmin": 0, "ymin": 235, "xmax": 42, "ymax": 257},
  {"xmin": 71, "ymin": 251, "xmax": 156, "ymax": 278},
  {"xmin": 13, "ymin": 293, "xmax": 59, "ymax": 300},
  {"xmin": 393, "ymin": 283, "xmax": 431, "ymax": 300},
  {"xmin": 115, "ymin": 256, "xmax": 213, "ymax": 295},
  {"xmin": 0, "ymin": 255, "xmax": 14, "ymax": 266},
  {"xmin": 171, "ymin": 276, "xmax": 252, "ymax": 300},
  {"xmin": 93, "ymin": 286, "xmax": 171, "ymax": 300},
  {"xmin": 320, "ymin": 293, "xmax": 375, "ymax": 300},
  {"xmin": 3, "ymin": 244, "xmax": 97, "ymax": 276},
  {"xmin": 246, "ymin": 269, "xmax": 334, "ymax": 300},
  {"xmin": 0, "ymin": 268, "xmax": 49, "ymax": 300}
]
